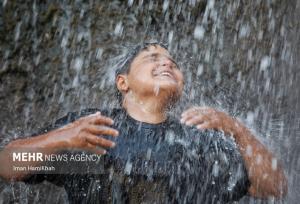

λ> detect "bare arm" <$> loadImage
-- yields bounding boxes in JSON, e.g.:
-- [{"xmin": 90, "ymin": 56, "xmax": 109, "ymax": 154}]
[
  {"xmin": 181, "ymin": 107, "xmax": 287, "ymax": 198},
  {"xmin": 0, "ymin": 112, "xmax": 118, "ymax": 181},
  {"xmin": 229, "ymin": 119, "xmax": 287, "ymax": 198}
]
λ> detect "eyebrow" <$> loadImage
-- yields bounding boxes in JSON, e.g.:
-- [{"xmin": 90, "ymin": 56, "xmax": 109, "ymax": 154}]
[{"xmin": 142, "ymin": 53, "xmax": 179, "ymax": 68}]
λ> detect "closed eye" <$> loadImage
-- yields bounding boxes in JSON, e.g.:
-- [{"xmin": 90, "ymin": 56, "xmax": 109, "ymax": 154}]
[{"xmin": 143, "ymin": 53, "xmax": 179, "ymax": 69}]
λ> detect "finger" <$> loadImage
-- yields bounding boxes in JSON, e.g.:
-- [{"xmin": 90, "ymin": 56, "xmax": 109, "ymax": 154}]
[
  {"xmin": 89, "ymin": 115, "xmax": 114, "ymax": 126},
  {"xmin": 182, "ymin": 107, "xmax": 214, "ymax": 122},
  {"xmin": 85, "ymin": 133, "xmax": 116, "ymax": 148},
  {"xmin": 80, "ymin": 111, "xmax": 114, "ymax": 125},
  {"xmin": 184, "ymin": 115, "xmax": 206, "ymax": 126},
  {"xmin": 181, "ymin": 108, "xmax": 207, "ymax": 120},
  {"xmin": 86, "ymin": 125, "xmax": 119, "ymax": 137},
  {"xmin": 86, "ymin": 111, "xmax": 101, "ymax": 116},
  {"xmin": 79, "ymin": 112, "xmax": 103, "ymax": 123},
  {"xmin": 181, "ymin": 110, "xmax": 203, "ymax": 123},
  {"xmin": 182, "ymin": 106, "xmax": 213, "ymax": 116},
  {"xmin": 81, "ymin": 111, "xmax": 101, "ymax": 119},
  {"xmin": 198, "ymin": 107, "xmax": 215, "ymax": 115},
  {"xmin": 181, "ymin": 107, "xmax": 200, "ymax": 117},
  {"xmin": 83, "ymin": 143, "xmax": 107, "ymax": 155},
  {"xmin": 196, "ymin": 122, "xmax": 212, "ymax": 130}
]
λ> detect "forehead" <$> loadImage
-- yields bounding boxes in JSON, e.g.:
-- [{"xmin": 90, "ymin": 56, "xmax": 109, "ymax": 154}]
[{"xmin": 134, "ymin": 45, "xmax": 171, "ymax": 60}]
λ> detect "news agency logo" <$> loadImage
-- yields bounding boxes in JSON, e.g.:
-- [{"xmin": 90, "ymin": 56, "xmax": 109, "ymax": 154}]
[
  {"xmin": 13, "ymin": 152, "xmax": 43, "ymax": 161},
  {"xmin": 12, "ymin": 152, "xmax": 102, "ymax": 162}
]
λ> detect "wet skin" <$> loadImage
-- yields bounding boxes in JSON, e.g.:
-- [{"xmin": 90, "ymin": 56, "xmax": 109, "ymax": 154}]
[
  {"xmin": 0, "ymin": 45, "xmax": 287, "ymax": 199},
  {"xmin": 115, "ymin": 45, "xmax": 184, "ymax": 124},
  {"xmin": 118, "ymin": 45, "xmax": 287, "ymax": 198},
  {"xmin": 126, "ymin": 46, "xmax": 184, "ymax": 100}
]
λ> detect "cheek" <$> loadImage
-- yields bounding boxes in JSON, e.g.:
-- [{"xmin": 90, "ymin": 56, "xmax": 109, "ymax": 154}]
[
  {"xmin": 128, "ymin": 65, "xmax": 155, "ymax": 87},
  {"xmin": 132, "ymin": 65, "xmax": 155, "ymax": 80},
  {"xmin": 175, "ymin": 71, "xmax": 184, "ymax": 85}
]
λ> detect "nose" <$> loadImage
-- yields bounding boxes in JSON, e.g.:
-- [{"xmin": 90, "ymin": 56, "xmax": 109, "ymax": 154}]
[{"xmin": 160, "ymin": 57, "xmax": 173, "ymax": 67}]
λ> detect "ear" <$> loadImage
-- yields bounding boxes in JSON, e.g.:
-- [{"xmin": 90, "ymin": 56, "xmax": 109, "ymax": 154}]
[{"xmin": 116, "ymin": 74, "xmax": 129, "ymax": 94}]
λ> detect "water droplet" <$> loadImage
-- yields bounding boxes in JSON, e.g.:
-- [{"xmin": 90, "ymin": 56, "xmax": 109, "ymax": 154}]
[
  {"xmin": 204, "ymin": 50, "xmax": 210, "ymax": 62},
  {"xmin": 124, "ymin": 160, "xmax": 132, "ymax": 175},
  {"xmin": 212, "ymin": 161, "xmax": 219, "ymax": 177},
  {"xmin": 256, "ymin": 154, "xmax": 262, "ymax": 165},
  {"xmin": 163, "ymin": 0, "xmax": 169, "ymax": 12},
  {"xmin": 154, "ymin": 84, "xmax": 160, "ymax": 96},
  {"xmin": 14, "ymin": 22, "xmax": 21, "ymax": 42},
  {"xmin": 146, "ymin": 148, "xmax": 152, "ymax": 160},
  {"xmin": 2, "ymin": 0, "xmax": 7, "ymax": 7},
  {"xmin": 194, "ymin": 25, "xmax": 205, "ymax": 40},
  {"xmin": 207, "ymin": 0, "xmax": 215, "ymax": 9},
  {"xmin": 246, "ymin": 145, "xmax": 252, "ymax": 156},
  {"xmin": 239, "ymin": 24, "xmax": 250, "ymax": 38},
  {"xmin": 258, "ymin": 30, "xmax": 263, "ymax": 40},
  {"xmin": 72, "ymin": 75, "xmax": 79, "ymax": 87},
  {"xmin": 166, "ymin": 130, "xmax": 175, "ymax": 144},
  {"xmin": 196, "ymin": 64, "xmax": 204, "ymax": 76},
  {"xmin": 127, "ymin": 0, "xmax": 134, "ymax": 7},
  {"xmin": 271, "ymin": 158, "xmax": 277, "ymax": 170},
  {"xmin": 96, "ymin": 48, "xmax": 103, "ymax": 60},
  {"xmin": 73, "ymin": 57, "xmax": 83, "ymax": 71},
  {"xmin": 114, "ymin": 22, "xmax": 123, "ymax": 36},
  {"xmin": 61, "ymin": 36, "xmax": 68, "ymax": 48},
  {"xmin": 168, "ymin": 30, "xmax": 174, "ymax": 45},
  {"xmin": 246, "ymin": 111, "xmax": 255, "ymax": 125},
  {"xmin": 247, "ymin": 49, "xmax": 253, "ymax": 61},
  {"xmin": 260, "ymin": 56, "xmax": 271, "ymax": 72}
]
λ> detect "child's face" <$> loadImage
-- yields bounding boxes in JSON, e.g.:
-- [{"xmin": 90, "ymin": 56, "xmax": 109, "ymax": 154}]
[{"xmin": 126, "ymin": 45, "xmax": 184, "ymax": 101}]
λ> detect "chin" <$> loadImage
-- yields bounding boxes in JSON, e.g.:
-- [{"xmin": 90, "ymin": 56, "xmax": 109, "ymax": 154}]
[
  {"xmin": 150, "ymin": 79, "xmax": 183, "ymax": 99},
  {"xmin": 155, "ymin": 84, "xmax": 182, "ymax": 102},
  {"xmin": 156, "ymin": 79, "xmax": 180, "ymax": 88}
]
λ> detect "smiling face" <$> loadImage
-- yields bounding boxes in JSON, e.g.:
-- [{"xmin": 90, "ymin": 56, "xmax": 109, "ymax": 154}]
[{"xmin": 116, "ymin": 45, "xmax": 184, "ymax": 106}]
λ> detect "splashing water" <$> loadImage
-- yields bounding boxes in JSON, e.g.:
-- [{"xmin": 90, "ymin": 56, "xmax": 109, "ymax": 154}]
[{"xmin": 0, "ymin": 0, "xmax": 299, "ymax": 203}]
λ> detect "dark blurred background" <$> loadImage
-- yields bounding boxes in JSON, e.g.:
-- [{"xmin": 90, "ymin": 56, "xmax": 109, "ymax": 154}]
[{"xmin": 0, "ymin": 0, "xmax": 299, "ymax": 203}]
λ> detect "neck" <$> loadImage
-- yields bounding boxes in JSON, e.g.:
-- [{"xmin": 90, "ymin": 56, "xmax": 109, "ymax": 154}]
[{"xmin": 122, "ymin": 92, "xmax": 168, "ymax": 124}]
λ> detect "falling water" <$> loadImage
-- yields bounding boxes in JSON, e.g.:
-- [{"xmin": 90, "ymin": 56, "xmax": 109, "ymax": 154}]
[{"xmin": 0, "ymin": 0, "xmax": 299, "ymax": 203}]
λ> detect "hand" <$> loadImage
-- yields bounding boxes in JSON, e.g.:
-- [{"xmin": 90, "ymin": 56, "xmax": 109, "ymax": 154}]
[
  {"xmin": 54, "ymin": 111, "xmax": 119, "ymax": 154},
  {"xmin": 181, "ymin": 107, "xmax": 238, "ymax": 135}
]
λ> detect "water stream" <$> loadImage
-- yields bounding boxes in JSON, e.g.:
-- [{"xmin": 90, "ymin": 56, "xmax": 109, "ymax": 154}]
[{"xmin": 0, "ymin": 0, "xmax": 299, "ymax": 203}]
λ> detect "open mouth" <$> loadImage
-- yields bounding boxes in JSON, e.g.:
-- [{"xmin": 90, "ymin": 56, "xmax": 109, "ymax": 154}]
[
  {"xmin": 159, "ymin": 71, "xmax": 174, "ymax": 78},
  {"xmin": 153, "ymin": 70, "xmax": 175, "ymax": 80}
]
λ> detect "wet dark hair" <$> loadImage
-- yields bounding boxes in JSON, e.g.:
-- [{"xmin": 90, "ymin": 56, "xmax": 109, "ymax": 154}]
[
  {"xmin": 115, "ymin": 42, "xmax": 168, "ymax": 77},
  {"xmin": 115, "ymin": 42, "xmax": 169, "ymax": 104}
]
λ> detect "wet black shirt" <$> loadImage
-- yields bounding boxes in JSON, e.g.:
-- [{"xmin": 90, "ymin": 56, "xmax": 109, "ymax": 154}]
[{"xmin": 25, "ymin": 108, "xmax": 250, "ymax": 204}]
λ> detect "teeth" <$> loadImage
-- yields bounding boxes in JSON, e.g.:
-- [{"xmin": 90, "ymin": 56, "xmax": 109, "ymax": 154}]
[
  {"xmin": 153, "ymin": 70, "xmax": 174, "ymax": 79},
  {"xmin": 161, "ymin": 72, "xmax": 172, "ymax": 77}
]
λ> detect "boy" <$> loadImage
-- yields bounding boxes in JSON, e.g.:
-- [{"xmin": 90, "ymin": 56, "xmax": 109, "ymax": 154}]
[{"xmin": 0, "ymin": 43, "xmax": 287, "ymax": 203}]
